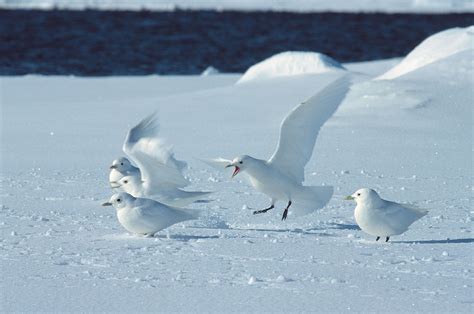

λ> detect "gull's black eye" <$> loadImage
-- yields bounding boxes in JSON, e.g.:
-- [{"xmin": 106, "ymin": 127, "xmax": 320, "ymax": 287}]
[
  {"xmin": 124, "ymin": 180, "xmax": 128, "ymax": 184},
  {"xmin": 357, "ymin": 193, "xmax": 361, "ymax": 196},
  {"xmin": 121, "ymin": 163, "xmax": 124, "ymax": 166},
  {"xmin": 239, "ymin": 161, "xmax": 243, "ymax": 164},
  {"xmin": 117, "ymin": 198, "xmax": 121, "ymax": 202}
]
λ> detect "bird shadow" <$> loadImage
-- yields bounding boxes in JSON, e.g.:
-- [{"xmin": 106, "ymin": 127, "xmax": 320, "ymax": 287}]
[
  {"xmin": 194, "ymin": 199, "xmax": 212, "ymax": 204},
  {"xmin": 392, "ymin": 238, "xmax": 474, "ymax": 245},
  {"xmin": 226, "ymin": 227, "xmax": 337, "ymax": 237},
  {"xmin": 326, "ymin": 223, "xmax": 361, "ymax": 231},
  {"xmin": 152, "ymin": 234, "xmax": 220, "ymax": 242}
]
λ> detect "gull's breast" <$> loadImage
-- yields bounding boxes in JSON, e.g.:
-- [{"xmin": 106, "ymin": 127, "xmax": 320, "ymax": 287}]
[
  {"xmin": 247, "ymin": 166, "xmax": 294, "ymax": 200},
  {"xmin": 117, "ymin": 207, "xmax": 155, "ymax": 234},
  {"xmin": 355, "ymin": 205, "xmax": 401, "ymax": 237}
]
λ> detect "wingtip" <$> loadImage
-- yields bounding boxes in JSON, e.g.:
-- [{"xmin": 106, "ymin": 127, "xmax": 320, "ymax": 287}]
[{"xmin": 124, "ymin": 111, "xmax": 161, "ymax": 150}]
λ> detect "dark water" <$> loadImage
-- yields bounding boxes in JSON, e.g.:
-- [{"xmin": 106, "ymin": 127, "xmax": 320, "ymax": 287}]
[{"xmin": 0, "ymin": 9, "xmax": 472, "ymax": 75}]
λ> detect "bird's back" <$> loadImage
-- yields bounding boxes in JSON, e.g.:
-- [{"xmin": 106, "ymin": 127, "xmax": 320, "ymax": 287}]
[
  {"xmin": 118, "ymin": 199, "xmax": 196, "ymax": 234},
  {"xmin": 357, "ymin": 200, "xmax": 427, "ymax": 236}
]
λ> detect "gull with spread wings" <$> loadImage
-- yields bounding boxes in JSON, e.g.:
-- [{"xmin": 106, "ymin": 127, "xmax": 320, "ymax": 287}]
[
  {"xmin": 110, "ymin": 113, "xmax": 211, "ymax": 207},
  {"xmin": 208, "ymin": 76, "xmax": 350, "ymax": 220}
]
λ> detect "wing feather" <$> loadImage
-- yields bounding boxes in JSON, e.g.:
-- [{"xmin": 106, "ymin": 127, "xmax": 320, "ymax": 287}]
[
  {"xmin": 199, "ymin": 157, "xmax": 233, "ymax": 170},
  {"xmin": 268, "ymin": 75, "xmax": 351, "ymax": 183},
  {"xmin": 123, "ymin": 113, "xmax": 189, "ymax": 190}
]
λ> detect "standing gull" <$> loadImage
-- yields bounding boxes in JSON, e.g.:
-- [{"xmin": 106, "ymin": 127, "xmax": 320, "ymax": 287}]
[
  {"xmin": 102, "ymin": 192, "xmax": 199, "ymax": 236},
  {"xmin": 209, "ymin": 75, "xmax": 350, "ymax": 220},
  {"xmin": 110, "ymin": 113, "xmax": 211, "ymax": 207},
  {"xmin": 345, "ymin": 188, "xmax": 428, "ymax": 242}
]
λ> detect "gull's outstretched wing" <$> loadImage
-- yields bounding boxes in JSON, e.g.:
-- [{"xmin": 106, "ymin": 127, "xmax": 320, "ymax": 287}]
[
  {"xmin": 268, "ymin": 75, "xmax": 351, "ymax": 183},
  {"xmin": 123, "ymin": 113, "xmax": 189, "ymax": 190},
  {"xmin": 199, "ymin": 157, "xmax": 233, "ymax": 170}
]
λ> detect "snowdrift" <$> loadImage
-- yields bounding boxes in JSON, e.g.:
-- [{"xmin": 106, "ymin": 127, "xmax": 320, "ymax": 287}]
[
  {"xmin": 201, "ymin": 66, "xmax": 220, "ymax": 76},
  {"xmin": 237, "ymin": 51, "xmax": 346, "ymax": 84},
  {"xmin": 377, "ymin": 26, "xmax": 474, "ymax": 80}
]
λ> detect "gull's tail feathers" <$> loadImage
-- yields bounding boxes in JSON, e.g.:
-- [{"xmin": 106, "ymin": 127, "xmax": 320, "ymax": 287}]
[
  {"xmin": 403, "ymin": 203, "xmax": 429, "ymax": 218},
  {"xmin": 291, "ymin": 185, "xmax": 334, "ymax": 216},
  {"xmin": 172, "ymin": 206, "xmax": 202, "ymax": 221},
  {"xmin": 154, "ymin": 190, "xmax": 213, "ymax": 208}
]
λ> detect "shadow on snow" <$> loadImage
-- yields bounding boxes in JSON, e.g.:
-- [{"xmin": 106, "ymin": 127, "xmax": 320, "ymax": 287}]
[{"xmin": 392, "ymin": 238, "xmax": 474, "ymax": 244}]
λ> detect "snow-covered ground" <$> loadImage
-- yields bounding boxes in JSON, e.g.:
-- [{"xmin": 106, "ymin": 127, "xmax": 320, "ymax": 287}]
[
  {"xmin": 1, "ymin": 28, "xmax": 473, "ymax": 312},
  {"xmin": 1, "ymin": 0, "xmax": 473, "ymax": 13}
]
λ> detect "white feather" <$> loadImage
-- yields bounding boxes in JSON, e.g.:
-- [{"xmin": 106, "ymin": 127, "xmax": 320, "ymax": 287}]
[
  {"xmin": 269, "ymin": 76, "xmax": 351, "ymax": 183},
  {"xmin": 199, "ymin": 157, "xmax": 233, "ymax": 170},
  {"xmin": 123, "ymin": 112, "xmax": 189, "ymax": 190}
]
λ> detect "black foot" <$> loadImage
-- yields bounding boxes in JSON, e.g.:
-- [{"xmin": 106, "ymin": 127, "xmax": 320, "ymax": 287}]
[
  {"xmin": 376, "ymin": 236, "xmax": 380, "ymax": 241},
  {"xmin": 281, "ymin": 201, "xmax": 292, "ymax": 221},
  {"xmin": 253, "ymin": 205, "xmax": 274, "ymax": 215},
  {"xmin": 385, "ymin": 237, "xmax": 390, "ymax": 242}
]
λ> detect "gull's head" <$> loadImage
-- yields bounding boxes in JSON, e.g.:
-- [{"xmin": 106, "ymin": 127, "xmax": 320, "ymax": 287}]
[
  {"xmin": 226, "ymin": 155, "xmax": 252, "ymax": 178},
  {"xmin": 345, "ymin": 188, "xmax": 381, "ymax": 204},
  {"xmin": 102, "ymin": 192, "xmax": 135, "ymax": 209},
  {"xmin": 117, "ymin": 175, "xmax": 141, "ymax": 187},
  {"xmin": 110, "ymin": 157, "xmax": 132, "ymax": 172}
]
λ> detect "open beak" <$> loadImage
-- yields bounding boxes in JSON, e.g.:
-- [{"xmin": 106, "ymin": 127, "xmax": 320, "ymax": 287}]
[
  {"xmin": 102, "ymin": 202, "xmax": 112, "ymax": 206},
  {"xmin": 109, "ymin": 181, "xmax": 121, "ymax": 188},
  {"xmin": 225, "ymin": 164, "xmax": 240, "ymax": 178},
  {"xmin": 110, "ymin": 165, "xmax": 117, "ymax": 169},
  {"xmin": 232, "ymin": 166, "xmax": 240, "ymax": 178},
  {"xmin": 344, "ymin": 195, "xmax": 355, "ymax": 200}
]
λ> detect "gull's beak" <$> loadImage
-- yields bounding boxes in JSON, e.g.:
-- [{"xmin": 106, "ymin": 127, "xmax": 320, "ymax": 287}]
[
  {"xmin": 110, "ymin": 181, "xmax": 120, "ymax": 188},
  {"xmin": 225, "ymin": 164, "xmax": 240, "ymax": 178},
  {"xmin": 102, "ymin": 202, "xmax": 112, "ymax": 206},
  {"xmin": 110, "ymin": 165, "xmax": 117, "ymax": 169},
  {"xmin": 344, "ymin": 195, "xmax": 355, "ymax": 200},
  {"xmin": 231, "ymin": 166, "xmax": 240, "ymax": 178}
]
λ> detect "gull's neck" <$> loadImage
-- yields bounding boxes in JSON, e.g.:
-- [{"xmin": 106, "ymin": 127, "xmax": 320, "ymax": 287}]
[
  {"xmin": 360, "ymin": 196, "xmax": 384, "ymax": 209},
  {"xmin": 241, "ymin": 156, "xmax": 269, "ymax": 177}
]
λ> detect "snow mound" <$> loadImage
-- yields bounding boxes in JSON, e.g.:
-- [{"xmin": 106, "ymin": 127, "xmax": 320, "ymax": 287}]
[
  {"xmin": 201, "ymin": 66, "xmax": 220, "ymax": 76},
  {"xmin": 377, "ymin": 26, "xmax": 474, "ymax": 80},
  {"xmin": 237, "ymin": 51, "xmax": 346, "ymax": 84}
]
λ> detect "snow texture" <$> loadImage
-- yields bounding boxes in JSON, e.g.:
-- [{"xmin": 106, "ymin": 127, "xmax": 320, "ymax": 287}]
[
  {"xmin": 378, "ymin": 26, "xmax": 474, "ymax": 80},
  {"xmin": 1, "ymin": 31, "xmax": 473, "ymax": 312},
  {"xmin": 237, "ymin": 51, "xmax": 346, "ymax": 84},
  {"xmin": 1, "ymin": 0, "xmax": 473, "ymax": 12}
]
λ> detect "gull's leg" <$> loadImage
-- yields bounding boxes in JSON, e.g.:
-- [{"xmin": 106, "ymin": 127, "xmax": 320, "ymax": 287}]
[
  {"xmin": 385, "ymin": 236, "xmax": 390, "ymax": 242},
  {"xmin": 253, "ymin": 204, "xmax": 275, "ymax": 215},
  {"xmin": 281, "ymin": 201, "xmax": 292, "ymax": 221},
  {"xmin": 376, "ymin": 236, "xmax": 380, "ymax": 241}
]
